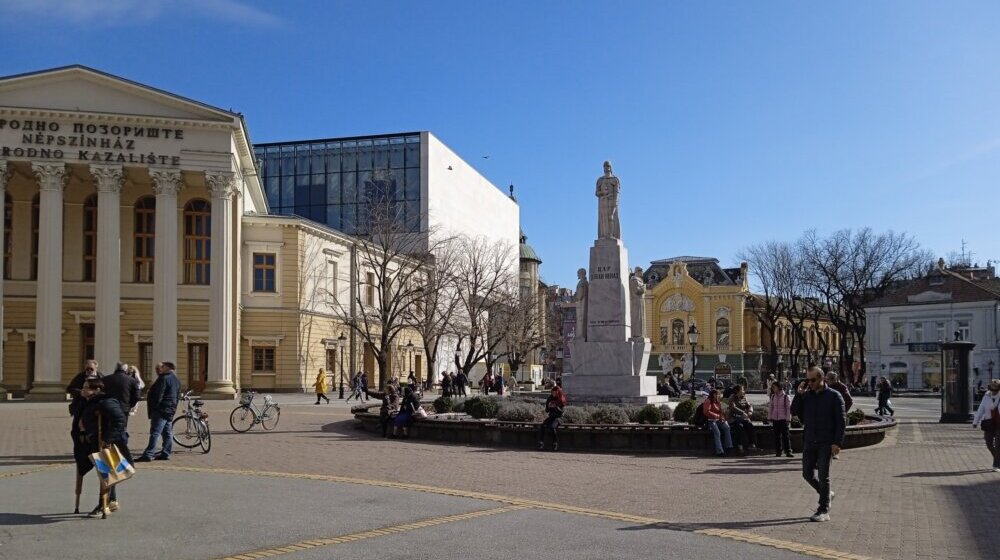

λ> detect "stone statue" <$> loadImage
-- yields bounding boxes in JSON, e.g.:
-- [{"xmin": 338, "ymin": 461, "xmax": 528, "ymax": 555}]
[
  {"xmin": 681, "ymin": 354, "xmax": 693, "ymax": 378},
  {"xmin": 658, "ymin": 353, "xmax": 674, "ymax": 372},
  {"xmin": 629, "ymin": 266, "xmax": 646, "ymax": 339},
  {"xmin": 595, "ymin": 160, "xmax": 621, "ymax": 239},
  {"xmin": 574, "ymin": 268, "xmax": 589, "ymax": 342}
]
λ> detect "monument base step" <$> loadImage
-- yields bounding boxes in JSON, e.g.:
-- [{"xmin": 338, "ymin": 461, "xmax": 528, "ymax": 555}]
[{"xmin": 567, "ymin": 394, "xmax": 675, "ymax": 407}]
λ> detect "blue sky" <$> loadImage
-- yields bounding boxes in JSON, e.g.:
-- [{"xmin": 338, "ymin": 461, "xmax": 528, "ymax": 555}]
[{"xmin": 1, "ymin": 1, "xmax": 997, "ymax": 287}]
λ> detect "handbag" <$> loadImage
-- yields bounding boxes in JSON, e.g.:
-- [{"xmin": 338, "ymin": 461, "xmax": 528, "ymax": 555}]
[{"xmin": 89, "ymin": 444, "xmax": 135, "ymax": 488}]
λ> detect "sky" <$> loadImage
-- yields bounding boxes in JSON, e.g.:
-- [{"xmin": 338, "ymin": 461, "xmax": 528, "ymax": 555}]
[{"xmin": 0, "ymin": 0, "xmax": 997, "ymax": 287}]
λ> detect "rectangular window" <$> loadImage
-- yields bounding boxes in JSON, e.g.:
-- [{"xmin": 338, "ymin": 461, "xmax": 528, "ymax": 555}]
[
  {"xmin": 252, "ymin": 347, "xmax": 275, "ymax": 372},
  {"xmin": 891, "ymin": 322, "xmax": 904, "ymax": 345},
  {"xmin": 138, "ymin": 342, "xmax": 153, "ymax": 386},
  {"xmin": 366, "ymin": 271, "xmax": 375, "ymax": 306},
  {"xmin": 935, "ymin": 322, "xmax": 945, "ymax": 341},
  {"xmin": 913, "ymin": 323, "xmax": 923, "ymax": 343},
  {"xmin": 252, "ymin": 253, "xmax": 276, "ymax": 292},
  {"xmin": 957, "ymin": 320, "xmax": 970, "ymax": 342},
  {"xmin": 327, "ymin": 261, "xmax": 338, "ymax": 302}
]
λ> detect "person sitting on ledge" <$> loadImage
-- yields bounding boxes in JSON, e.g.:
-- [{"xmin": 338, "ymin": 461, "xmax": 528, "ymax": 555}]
[
  {"xmin": 538, "ymin": 385, "xmax": 566, "ymax": 451},
  {"xmin": 704, "ymin": 389, "xmax": 733, "ymax": 457},
  {"xmin": 728, "ymin": 384, "xmax": 757, "ymax": 455},
  {"xmin": 392, "ymin": 386, "xmax": 419, "ymax": 439}
]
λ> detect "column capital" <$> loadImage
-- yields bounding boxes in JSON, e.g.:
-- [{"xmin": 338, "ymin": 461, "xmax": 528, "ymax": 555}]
[
  {"xmin": 206, "ymin": 171, "xmax": 238, "ymax": 200},
  {"xmin": 90, "ymin": 165, "xmax": 125, "ymax": 194},
  {"xmin": 150, "ymin": 168, "xmax": 183, "ymax": 197},
  {"xmin": 31, "ymin": 162, "xmax": 69, "ymax": 192}
]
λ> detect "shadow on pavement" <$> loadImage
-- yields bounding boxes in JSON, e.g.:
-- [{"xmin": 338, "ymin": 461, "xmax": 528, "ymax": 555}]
[
  {"xmin": 897, "ymin": 469, "xmax": 994, "ymax": 478},
  {"xmin": 0, "ymin": 513, "xmax": 78, "ymax": 526},
  {"xmin": 693, "ymin": 466, "xmax": 800, "ymax": 475},
  {"xmin": 0, "ymin": 455, "xmax": 75, "ymax": 467},
  {"xmin": 619, "ymin": 517, "xmax": 808, "ymax": 533},
  {"xmin": 943, "ymin": 478, "xmax": 1000, "ymax": 558}
]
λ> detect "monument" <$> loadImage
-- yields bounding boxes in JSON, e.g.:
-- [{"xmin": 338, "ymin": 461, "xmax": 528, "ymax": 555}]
[{"xmin": 564, "ymin": 162, "xmax": 667, "ymax": 404}]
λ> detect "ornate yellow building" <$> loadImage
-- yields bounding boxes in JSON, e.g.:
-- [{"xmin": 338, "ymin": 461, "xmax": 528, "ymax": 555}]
[{"xmin": 643, "ymin": 257, "xmax": 841, "ymax": 382}]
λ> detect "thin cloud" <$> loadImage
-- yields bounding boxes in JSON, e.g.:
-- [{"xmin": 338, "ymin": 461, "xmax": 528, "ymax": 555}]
[
  {"xmin": 899, "ymin": 136, "xmax": 1000, "ymax": 186},
  {"xmin": 0, "ymin": 0, "xmax": 283, "ymax": 28}
]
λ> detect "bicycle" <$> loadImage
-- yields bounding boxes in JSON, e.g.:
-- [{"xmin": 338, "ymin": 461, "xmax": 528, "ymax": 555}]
[
  {"xmin": 229, "ymin": 390, "xmax": 280, "ymax": 432},
  {"xmin": 172, "ymin": 390, "xmax": 211, "ymax": 453}
]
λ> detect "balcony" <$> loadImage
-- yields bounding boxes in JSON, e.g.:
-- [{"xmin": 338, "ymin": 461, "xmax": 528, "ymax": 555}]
[{"xmin": 907, "ymin": 342, "xmax": 940, "ymax": 353}]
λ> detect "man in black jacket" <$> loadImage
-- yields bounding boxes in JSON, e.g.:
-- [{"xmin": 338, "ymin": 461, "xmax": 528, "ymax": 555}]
[
  {"xmin": 136, "ymin": 362, "xmax": 179, "ymax": 462},
  {"xmin": 102, "ymin": 362, "xmax": 140, "ymax": 416},
  {"xmin": 792, "ymin": 367, "xmax": 846, "ymax": 522},
  {"xmin": 67, "ymin": 360, "xmax": 102, "ymax": 417}
]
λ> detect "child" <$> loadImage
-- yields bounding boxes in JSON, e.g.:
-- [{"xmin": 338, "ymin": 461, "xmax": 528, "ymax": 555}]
[{"xmin": 768, "ymin": 381, "xmax": 793, "ymax": 457}]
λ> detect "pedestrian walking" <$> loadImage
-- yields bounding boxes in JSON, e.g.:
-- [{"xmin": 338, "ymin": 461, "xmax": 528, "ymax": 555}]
[
  {"xmin": 359, "ymin": 371, "xmax": 369, "ymax": 402},
  {"xmin": 825, "ymin": 372, "xmax": 853, "ymax": 412},
  {"xmin": 313, "ymin": 368, "xmax": 330, "ymax": 404},
  {"xmin": 440, "ymin": 371, "xmax": 452, "ymax": 397},
  {"xmin": 537, "ymin": 385, "xmax": 566, "ymax": 451},
  {"xmin": 408, "ymin": 370, "xmax": 417, "ymax": 388},
  {"xmin": 704, "ymin": 389, "xmax": 733, "ymax": 457},
  {"xmin": 480, "ymin": 372, "xmax": 493, "ymax": 395},
  {"xmin": 346, "ymin": 372, "xmax": 364, "ymax": 403},
  {"xmin": 78, "ymin": 378, "xmax": 133, "ymax": 516},
  {"xmin": 727, "ymin": 385, "xmax": 757, "ymax": 454},
  {"xmin": 972, "ymin": 379, "xmax": 1000, "ymax": 472},
  {"xmin": 136, "ymin": 362, "xmax": 179, "ymax": 462},
  {"xmin": 456, "ymin": 372, "xmax": 467, "ymax": 396},
  {"xmin": 768, "ymin": 381, "xmax": 793, "ymax": 458},
  {"xmin": 876, "ymin": 377, "xmax": 894, "ymax": 416},
  {"xmin": 792, "ymin": 367, "xmax": 846, "ymax": 522},
  {"xmin": 70, "ymin": 367, "xmax": 100, "ymax": 513}
]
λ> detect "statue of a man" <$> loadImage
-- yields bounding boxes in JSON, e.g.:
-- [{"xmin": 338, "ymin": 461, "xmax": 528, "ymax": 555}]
[
  {"xmin": 658, "ymin": 353, "xmax": 674, "ymax": 372},
  {"xmin": 595, "ymin": 160, "xmax": 621, "ymax": 239},
  {"xmin": 629, "ymin": 266, "xmax": 646, "ymax": 339},
  {"xmin": 574, "ymin": 268, "xmax": 589, "ymax": 342},
  {"xmin": 681, "ymin": 354, "xmax": 693, "ymax": 377}
]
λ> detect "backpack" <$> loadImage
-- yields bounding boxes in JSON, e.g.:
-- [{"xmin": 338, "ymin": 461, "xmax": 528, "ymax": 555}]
[{"xmin": 692, "ymin": 401, "xmax": 707, "ymax": 427}]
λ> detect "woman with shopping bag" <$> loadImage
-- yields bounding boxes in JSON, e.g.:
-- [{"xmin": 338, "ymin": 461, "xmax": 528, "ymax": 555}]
[{"xmin": 79, "ymin": 379, "xmax": 135, "ymax": 518}]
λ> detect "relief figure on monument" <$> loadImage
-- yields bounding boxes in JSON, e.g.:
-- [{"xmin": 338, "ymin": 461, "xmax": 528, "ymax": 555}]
[
  {"xmin": 574, "ymin": 267, "xmax": 589, "ymax": 342},
  {"xmin": 629, "ymin": 266, "xmax": 646, "ymax": 339},
  {"xmin": 595, "ymin": 160, "xmax": 621, "ymax": 239}
]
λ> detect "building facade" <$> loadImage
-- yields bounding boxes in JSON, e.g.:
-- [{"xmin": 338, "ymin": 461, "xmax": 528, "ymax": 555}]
[{"xmin": 865, "ymin": 260, "xmax": 1000, "ymax": 389}]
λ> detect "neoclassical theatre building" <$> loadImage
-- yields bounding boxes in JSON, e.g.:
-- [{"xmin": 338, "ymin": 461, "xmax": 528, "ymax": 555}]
[{"xmin": 0, "ymin": 65, "xmax": 525, "ymax": 399}]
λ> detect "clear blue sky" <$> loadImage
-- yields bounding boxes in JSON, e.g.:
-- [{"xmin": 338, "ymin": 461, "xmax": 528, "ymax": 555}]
[{"xmin": 1, "ymin": 1, "xmax": 997, "ymax": 287}]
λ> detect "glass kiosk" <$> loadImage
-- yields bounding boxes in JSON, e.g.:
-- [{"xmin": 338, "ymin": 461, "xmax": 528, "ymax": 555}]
[{"xmin": 940, "ymin": 340, "xmax": 975, "ymax": 423}]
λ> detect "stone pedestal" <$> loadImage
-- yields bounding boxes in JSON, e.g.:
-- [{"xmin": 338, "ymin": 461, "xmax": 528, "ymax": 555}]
[
  {"xmin": 586, "ymin": 239, "xmax": 632, "ymax": 342},
  {"xmin": 24, "ymin": 382, "xmax": 69, "ymax": 402}
]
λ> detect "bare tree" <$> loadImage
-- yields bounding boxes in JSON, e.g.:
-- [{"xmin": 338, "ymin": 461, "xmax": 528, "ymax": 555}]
[
  {"xmin": 739, "ymin": 242, "xmax": 796, "ymax": 381},
  {"xmin": 405, "ymin": 236, "xmax": 461, "ymax": 388},
  {"xmin": 334, "ymin": 169, "xmax": 440, "ymax": 389},
  {"xmin": 498, "ymin": 290, "xmax": 546, "ymax": 382},
  {"xmin": 451, "ymin": 235, "xmax": 518, "ymax": 379}
]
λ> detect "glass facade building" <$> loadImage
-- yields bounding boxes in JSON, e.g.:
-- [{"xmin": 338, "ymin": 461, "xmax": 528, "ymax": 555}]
[{"xmin": 253, "ymin": 133, "xmax": 422, "ymax": 234}]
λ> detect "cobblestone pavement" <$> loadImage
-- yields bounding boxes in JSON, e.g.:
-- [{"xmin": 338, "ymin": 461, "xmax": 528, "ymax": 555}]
[{"xmin": 1, "ymin": 395, "xmax": 997, "ymax": 560}]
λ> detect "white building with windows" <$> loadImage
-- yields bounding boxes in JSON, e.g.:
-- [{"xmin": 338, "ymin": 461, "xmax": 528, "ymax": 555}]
[{"xmin": 865, "ymin": 260, "xmax": 1000, "ymax": 390}]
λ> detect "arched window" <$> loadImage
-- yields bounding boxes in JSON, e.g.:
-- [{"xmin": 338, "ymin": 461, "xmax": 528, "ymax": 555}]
[
  {"xmin": 183, "ymin": 199, "xmax": 211, "ymax": 285},
  {"xmin": 671, "ymin": 319, "xmax": 685, "ymax": 345},
  {"xmin": 134, "ymin": 196, "xmax": 155, "ymax": 283},
  {"xmin": 30, "ymin": 194, "xmax": 39, "ymax": 280},
  {"xmin": 3, "ymin": 193, "xmax": 11, "ymax": 280},
  {"xmin": 716, "ymin": 317, "xmax": 730, "ymax": 348},
  {"xmin": 82, "ymin": 194, "xmax": 97, "ymax": 281}
]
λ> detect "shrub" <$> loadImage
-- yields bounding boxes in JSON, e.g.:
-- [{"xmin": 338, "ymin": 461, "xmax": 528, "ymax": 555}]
[
  {"xmin": 672, "ymin": 398, "xmax": 698, "ymax": 424},
  {"xmin": 790, "ymin": 416, "xmax": 803, "ymax": 429},
  {"xmin": 496, "ymin": 402, "xmax": 543, "ymax": 422},
  {"xmin": 750, "ymin": 405, "xmax": 769, "ymax": 423},
  {"xmin": 464, "ymin": 396, "xmax": 501, "ymax": 419},
  {"xmin": 586, "ymin": 405, "xmax": 630, "ymax": 425},
  {"xmin": 562, "ymin": 405, "xmax": 590, "ymax": 424},
  {"xmin": 432, "ymin": 396, "xmax": 453, "ymax": 414},
  {"xmin": 622, "ymin": 405, "xmax": 644, "ymax": 423},
  {"xmin": 635, "ymin": 404, "xmax": 664, "ymax": 425},
  {"xmin": 847, "ymin": 409, "xmax": 866, "ymax": 426},
  {"xmin": 451, "ymin": 398, "xmax": 466, "ymax": 413},
  {"xmin": 658, "ymin": 404, "xmax": 673, "ymax": 421}
]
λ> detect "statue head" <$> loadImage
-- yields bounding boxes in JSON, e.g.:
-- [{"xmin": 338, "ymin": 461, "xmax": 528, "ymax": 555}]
[
  {"xmin": 634, "ymin": 266, "xmax": 643, "ymax": 276},
  {"xmin": 577, "ymin": 268, "xmax": 587, "ymax": 280},
  {"xmin": 603, "ymin": 160, "xmax": 612, "ymax": 174}
]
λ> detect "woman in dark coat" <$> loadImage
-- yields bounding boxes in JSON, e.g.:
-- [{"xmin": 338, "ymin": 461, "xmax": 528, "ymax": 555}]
[
  {"xmin": 79, "ymin": 379, "xmax": 133, "ymax": 517},
  {"xmin": 392, "ymin": 386, "xmax": 419, "ymax": 438},
  {"xmin": 537, "ymin": 386, "xmax": 566, "ymax": 451}
]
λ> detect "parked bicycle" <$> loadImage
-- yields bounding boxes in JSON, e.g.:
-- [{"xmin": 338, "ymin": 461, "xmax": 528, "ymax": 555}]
[
  {"xmin": 172, "ymin": 390, "xmax": 211, "ymax": 453},
  {"xmin": 229, "ymin": 390, "xmax": 280, "ymax": 432}
]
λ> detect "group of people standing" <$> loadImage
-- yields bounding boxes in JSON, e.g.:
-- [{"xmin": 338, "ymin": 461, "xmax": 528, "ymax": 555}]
[
  {"xmin": 439, "ymin": 371, "xmax": 468, "ymax": 397},
  {"xmin": 66, "ymin": 359, "xmax": 179, "ymax": 517}
]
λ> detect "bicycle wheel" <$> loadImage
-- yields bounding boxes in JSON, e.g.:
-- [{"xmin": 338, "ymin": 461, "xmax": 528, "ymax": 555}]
[
  {"xmin": 229, "ymin": 406, "xmax": 257, "ymax": 432},
  {"xmin": 260, "ymin": 405, "xmax": 280, "ymax": 431},
  {"xmin": 199, "ymin": 421, "xmax": 212, "ymax": 453},
  {"xmin": 172, "ymin": 417, "xmax": 200, "ymax": 449}
]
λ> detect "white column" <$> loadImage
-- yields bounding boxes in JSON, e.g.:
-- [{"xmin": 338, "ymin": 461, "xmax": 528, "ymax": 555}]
[
  {"xmin": 0, "ymin": 160, "xmax": 9, "ymax": 399},
  {"xmin": 205, "ymin": 171, "xmax": 237, "ymax": 397},
  {"xmin": 150, "ymin": 169, "xmax": 182, "ymax": 366},
  {"xmin": 28, "ymin": 162, "xmax": 69, "ymax": 400},
  {"xmin": 91, "ymin": 165, "xmax": 124, "ymax": 370}
]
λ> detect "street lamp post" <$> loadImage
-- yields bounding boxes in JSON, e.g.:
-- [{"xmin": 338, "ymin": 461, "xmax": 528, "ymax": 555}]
[
  {"xmin": 406, "ymin": 339, "xmax": 414, "ymax": 385},
  {"xmin": 687, "ymin": 323, "xmax": 699, "ymax": 400},
  {"xmin": 337, "ymin": 332, "xmax": 347, "ymax": 399}
]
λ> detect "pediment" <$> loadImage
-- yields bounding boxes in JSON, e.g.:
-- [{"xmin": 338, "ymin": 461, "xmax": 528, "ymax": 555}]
[
  {"xmin": 907, "ymin": 291, "xmax": 952, "ymax": 303},
  {"xmin": 0, "ymin": 66, "xmax": 235, "ymax": 123}
]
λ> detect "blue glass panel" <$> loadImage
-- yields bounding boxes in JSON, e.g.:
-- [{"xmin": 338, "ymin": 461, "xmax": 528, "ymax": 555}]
[
  {"xmin": 326, "ymin": 173, "xmax": 341, "ymax": 204},
  {"xmin": 404, "ymin": 140, "xmax": 420, "ymax": 168},
  {"xmin": 405, "ymin": 168, "xmax": 420, "ymax": 200},
  {"xmin": 327, "ymin": 204, "xmax": 342, "ymax": 230},
  {"xmin": 342, "ymin": 172, "xmax": 357, "ymax": 203}
]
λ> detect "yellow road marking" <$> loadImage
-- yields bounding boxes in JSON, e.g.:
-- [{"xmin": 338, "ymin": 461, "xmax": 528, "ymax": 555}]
[
  {"xmin": 0, "ymin": 463, "xmax": 66, "ymax": 479},
  {"xmin": 213, "ymin": 505, "xmax": 527, "ymax": 560},
  {"xmin": 148, "ymin": 464, "xmax": 877, "ymax": 559}
]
